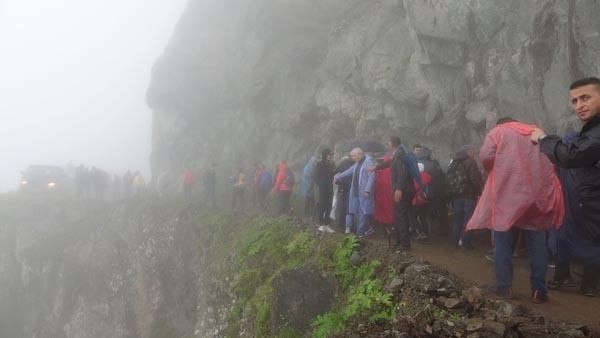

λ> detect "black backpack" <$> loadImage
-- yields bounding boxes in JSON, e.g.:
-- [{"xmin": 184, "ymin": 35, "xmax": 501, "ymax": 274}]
[
  {"xmin": 446, "ymin": 160, "xmax": 469, "ymax": 196},
  {"xmin": 284, "ymin": 169, "xmax": 295, "ymax": 187}
]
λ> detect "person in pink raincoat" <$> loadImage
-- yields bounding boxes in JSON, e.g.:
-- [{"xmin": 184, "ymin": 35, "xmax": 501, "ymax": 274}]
[{"xmin": 466, "ymin": 117, "xmax": 564, "ymax": 304}]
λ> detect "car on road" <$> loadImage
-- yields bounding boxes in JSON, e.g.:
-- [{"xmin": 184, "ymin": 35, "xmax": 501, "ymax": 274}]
[{"xmin": 19, "ymin": 165, "xmax": 70, "ymax": 193}]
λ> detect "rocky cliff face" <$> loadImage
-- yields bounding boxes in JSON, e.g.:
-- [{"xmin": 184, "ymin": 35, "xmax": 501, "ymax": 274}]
[
  {"xmin": 0, "ymin": 196, "xmax": 339, "ymax": 338},
  {"xmin": 0, "ymin": 196, "xmax": 201, "ymax": 338},
  {"xmin": 148, "ymin": 0, "xmax": 600, "ymax": 174}
]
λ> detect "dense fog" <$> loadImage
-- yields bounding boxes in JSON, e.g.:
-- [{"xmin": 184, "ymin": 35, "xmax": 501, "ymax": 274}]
[{"xmin": 0, "ymin": 0, "xmax": 187, "ymax": 192}]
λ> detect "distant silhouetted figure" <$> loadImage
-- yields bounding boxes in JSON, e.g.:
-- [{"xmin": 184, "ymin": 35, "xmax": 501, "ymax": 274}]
[
  {"xmin": 203, "ymin": 163, "xmax": 217, "ymax": 208},
  {"xmin": 273, "ymin": 161, "xmax": 294, "ymax": 215},
  {"xmin": 231, "ymin": 168, "xmax": 247, "ymax": 210},
  {"xmin": 132, "ymin": 171, "xmax": 146, "ymax": 196},
  {"xmin": 183, "ymin": 168, "xmax": 196, "ymax": 200}
]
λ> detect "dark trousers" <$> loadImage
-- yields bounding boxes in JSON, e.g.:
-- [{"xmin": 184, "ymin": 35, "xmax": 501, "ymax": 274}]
[
  {"xmin": 413, "ymin": 204, "xmax": 431, "ymax": 238},
  {"xmin": 554, "ymin": 261, "xmax": 572, "ymax": 281},
  {"xmin": 336, "ymin": 189, "xmax": 349, "ymax": 229},
  {"xmin": 257, "ymin": 188, "xmax": 269, "ymax": 210},
  {"xmin": 494, "ymin": 228, "xmax": 548, "ymax": 293},
  {"xmin": 317, "ymin": 188, "xmax": 333, "ymax": 225},
  {"xmin": 429, "ymin": 197, "xmax": 449, "ymax": 233},
  {"xmin": 278, "ymin": 191, "xmax": 292, "ymax": 215},
  {"xmin": 582, "ymin": 263, "xmax": 600, "ymax": 291},
  {"xmin": 452, "ymin": 198, "xmax": 476, "ymax": 246},
  {"xmin": 184, "ymin": 185, "xmax": 193, "ymax": 200},
  {"xmin": 232, "ymin": 187, "xmax": 245, "ymax": 210},
  {"xmin": 205, "ymin": 186, "xmax": 216, "ymax": 208},
  {"xmin": 394, "ymin": 196, "xmax": 414, "ymax": 250},
  {"xmin": 304, "ymin": 193, "xmax": 315, "ymax": 218}
]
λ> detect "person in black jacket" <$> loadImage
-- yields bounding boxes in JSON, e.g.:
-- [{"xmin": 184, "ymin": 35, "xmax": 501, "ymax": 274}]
[
  {"xmin": 532, "ymin": 77, "xmax": 600, "ymax": 296},
  {"xmin": 418, "ymin": 148, "xmax": 449, "ymax": 234},
  {"xmin": 313, "ymin": 149, "xmax": 336, "ymax": 232},
  {"xmin": 389, "ymin": 136, "xmax": 422, "ymax": 253},
  {"xmin": 448, "ymin": 145, "xmax": 484, "ymax": 249}
]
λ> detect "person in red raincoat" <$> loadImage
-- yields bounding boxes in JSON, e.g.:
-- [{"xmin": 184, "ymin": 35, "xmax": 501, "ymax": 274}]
[
  {"xmin": 373, "ymin": 155, "xmax": 395, "ymax": 226},
  {"xmin": 412, "ymin": 163, "xmax": 432, "ymax": 242},
  {"xmin": 466, "ymin": 117, "xmax": 564, "ymax": 304},
  {"xmin": 273, "ymin": 161, "xmax": 293, "ymax": 215},
  {"xmin": 183, "ymin": 168, "xmax": 196, "ymax": 200}
]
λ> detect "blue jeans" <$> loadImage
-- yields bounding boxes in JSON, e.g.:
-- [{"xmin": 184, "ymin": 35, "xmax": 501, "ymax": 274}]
[
  {"xmin": 494, "ymin": 228, "xmax": 548, "ymax": 293},
  {"xmin": 452, "ymin": 198, "xmax": 476, "ymax": 246}
]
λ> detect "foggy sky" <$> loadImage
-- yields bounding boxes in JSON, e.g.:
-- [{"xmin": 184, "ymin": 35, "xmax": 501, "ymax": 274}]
[{"xmin": 0, "ymin": 0, "xmax": 187, "ymax": 192}]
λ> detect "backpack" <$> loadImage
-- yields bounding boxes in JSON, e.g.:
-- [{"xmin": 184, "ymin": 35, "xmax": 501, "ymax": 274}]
[
  {"xmin": 283, "ymin": 169, "xmax": 295, "ymax": 187},
  {"xmin": 446, "ymin": 160, "xmax": 469, "ymax": 196},
  {"xmin": 260, "ymin": 171, "xmax": 273, "ymax": 189}
]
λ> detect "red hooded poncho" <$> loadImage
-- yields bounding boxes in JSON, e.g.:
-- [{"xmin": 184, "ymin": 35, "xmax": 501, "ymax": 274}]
[
  {"xmin": 374, "ymin": 156, "xmax": 395, "ymax": 224},
  {"xmin": 412, "ymin": 171, "xmax": 432, "ymax": 206},
  {"xmin": 273, "ymin": 161, "xmax": 292, "ymax": 192},
  {"xmin": 466, "ymin": 122, "xmax": 564, "ymax": 232}
]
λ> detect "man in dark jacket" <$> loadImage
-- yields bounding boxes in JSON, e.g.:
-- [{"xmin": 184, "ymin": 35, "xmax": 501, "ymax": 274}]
[
  {"xmin": 389, "ymin": 136, "xmax": 423, "ymax": 253},
  {"xmin": 448, "ymin": 145, "xmax": 483, "ymax": 249},
  {"xmin": 532, "ymin": 77, "xmax": 600, "ymax": 296},
  {"xmin": 313, "ymin": 149, "xmax": 336, "ymax": 232},
  {"xmin": 418, "ymin": 148, "xmax": 449, "ymax": 233}
]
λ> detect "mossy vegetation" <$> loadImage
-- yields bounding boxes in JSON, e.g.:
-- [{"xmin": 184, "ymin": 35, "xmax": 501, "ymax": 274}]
[
  {"xmin": 311, "ymin": 236, "xmax": 394, "ymax": 338},
  {"xmin": 191, "ymin": 212, "xmax": 395, "ymax": 338}
]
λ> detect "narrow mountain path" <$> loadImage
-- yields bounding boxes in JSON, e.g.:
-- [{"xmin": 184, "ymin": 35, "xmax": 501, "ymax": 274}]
[{"xmin": 364, "ymin": 232, "xmax": 600, "ymax": 330}]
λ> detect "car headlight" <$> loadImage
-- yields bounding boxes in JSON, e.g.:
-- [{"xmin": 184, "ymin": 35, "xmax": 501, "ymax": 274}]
[
  {"xmin": 21, "ymin": 180, "xmax": 28, "ymax": 185},
  {"xmin": 48, "ymin": 182, "xmax": 56, "ymax": 188}
]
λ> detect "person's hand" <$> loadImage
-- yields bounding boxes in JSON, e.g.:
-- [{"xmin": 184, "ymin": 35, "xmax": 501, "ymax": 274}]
[
  {"xmin": 333, "ymin": 177, "xmax": 338, "ymax": 184},
  {"xmin": 394, "ymin": 189, "xmax": 402, "ymax": 202},
  {"xmin": 364, "ymin": 192, "xmax": 370, "ymax": 198},
  {"xmin": 367, "ymin": 165, "xmax": 376, "ymax": 172},
  {"xmin": 530, "ymin": 128, "xmax": 546, "ymax": 144}
]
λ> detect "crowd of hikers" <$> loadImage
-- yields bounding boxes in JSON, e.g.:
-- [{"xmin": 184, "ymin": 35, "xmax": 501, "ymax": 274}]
[
  {"xmin": 74, "ymin": 165, "xmax": 147, "ymax": 199},
  {"xmin": 172, "ymin": 76, "xmax": 598, "ymax": 306},
  {"xmin": 88, "ymin": 77, "xmax": 599, "ymax": 306}
]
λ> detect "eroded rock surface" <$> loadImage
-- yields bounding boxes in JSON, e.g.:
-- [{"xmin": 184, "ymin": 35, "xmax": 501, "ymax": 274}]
[{"xmin": 148, "ymin": 0, "xmax": 600, "ymax": 175}]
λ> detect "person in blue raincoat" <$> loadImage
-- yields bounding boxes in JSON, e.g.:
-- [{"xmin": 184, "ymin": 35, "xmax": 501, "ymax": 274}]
[
  {"xmin": 334, "ymin": 148, "xmax": 375, "ymax": 237},
  {"xmin": 300, "ymin": 156, "xmax": 317, "ymax": 219}
]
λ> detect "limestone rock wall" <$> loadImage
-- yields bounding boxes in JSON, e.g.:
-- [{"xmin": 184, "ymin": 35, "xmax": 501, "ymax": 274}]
[{"xmin": 147, "ymin": 0, "xmax": 600, "ymax": 175}]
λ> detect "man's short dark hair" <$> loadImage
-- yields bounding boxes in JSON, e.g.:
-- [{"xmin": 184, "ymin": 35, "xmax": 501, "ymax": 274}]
[
  {"xmin": 496, "ymin": 117, "xmax": 517, "ymax": 125},
  {"xmin": 389, "ymin": 136, "xmax": 401, "ymax": 147},
  {"xmin": 569, "ymin": 77, "xmax": 600, "ymax": 91}
]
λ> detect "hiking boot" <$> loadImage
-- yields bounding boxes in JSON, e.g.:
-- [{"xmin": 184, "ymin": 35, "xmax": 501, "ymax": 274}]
[
  {"xmin": 530, "ymin": 290, "xmax": 548, "ymax": 304},
  {"xmin": 548, "ymin": 278, "xmax": 576, "ymax": 290},
  {"xmin": 581, "ymin": 287, "xmax": 598, "ymax": 297},
  {"xmin": 345, "ymin": 227, "xmax": 351, "ymax": 234},
  {"xmin": 484, "ymin": 254, "xmax": 495, "ymax": 263},
  {"xmin": 317, "ymin": 225, "xmax": 326, "ymax": 232}
]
